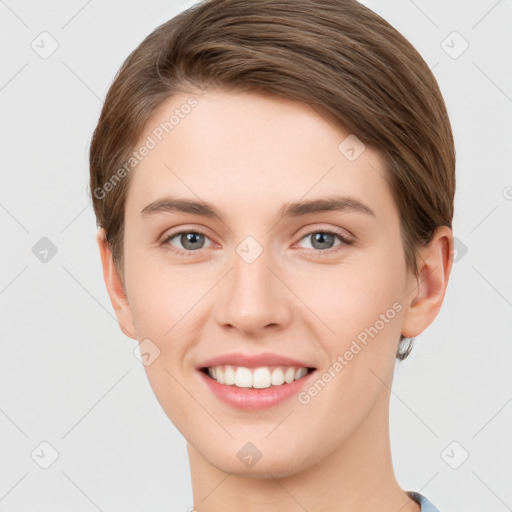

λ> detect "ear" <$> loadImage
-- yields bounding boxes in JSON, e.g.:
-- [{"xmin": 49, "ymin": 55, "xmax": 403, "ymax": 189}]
[
  {"xmin": 401, "ymin": 226, "xmax": 454, "ymax": 338},
  {"xmin": 96, "ymin": 228, "xmax": 137, "ymax": 340}
]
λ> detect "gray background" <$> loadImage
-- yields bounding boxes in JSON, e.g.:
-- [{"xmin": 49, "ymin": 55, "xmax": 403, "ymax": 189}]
[{"xmin": 1, "ymin": 0, "xmax": 511, "ymax": 510}]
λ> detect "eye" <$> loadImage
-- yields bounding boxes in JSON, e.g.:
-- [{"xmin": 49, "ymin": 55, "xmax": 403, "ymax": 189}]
[
  {"xmin": 161, "ymin": 227, "xmax": 353, "ymax": 257},
  {"xmin": 161, "ymin": 229, "xmax": 214, "ymax": 256},
  {"xmin": 296, "ymin": 229, "xmax": 353, "ymax": 253}
]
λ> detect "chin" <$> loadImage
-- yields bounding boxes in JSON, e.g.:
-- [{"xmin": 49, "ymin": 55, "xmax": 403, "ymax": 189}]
[{"xmin": 195, "ymin": 437, "xmax": 320, "ymax": 479}]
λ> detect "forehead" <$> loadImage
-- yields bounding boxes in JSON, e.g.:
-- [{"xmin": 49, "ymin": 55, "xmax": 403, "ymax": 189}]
[{"xmin": 124, "ymin": 89, "xmax": 397, "ymax": 228}]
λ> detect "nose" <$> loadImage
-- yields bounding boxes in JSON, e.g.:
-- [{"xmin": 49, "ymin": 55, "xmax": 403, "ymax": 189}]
[{"xmin": 214, "ymin": 245, "xmax": 292, "ymax": 336}]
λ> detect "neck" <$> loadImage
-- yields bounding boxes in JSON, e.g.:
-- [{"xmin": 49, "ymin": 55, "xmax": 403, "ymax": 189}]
[{"xmin": 187, "ymin": 386, "xmax": 420, "ymax": 512}]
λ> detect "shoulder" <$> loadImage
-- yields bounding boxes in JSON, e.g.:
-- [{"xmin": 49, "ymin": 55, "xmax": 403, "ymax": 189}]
[{"xmin": 406, "ymin": 491, "xmax": 441, "ymax": 512}]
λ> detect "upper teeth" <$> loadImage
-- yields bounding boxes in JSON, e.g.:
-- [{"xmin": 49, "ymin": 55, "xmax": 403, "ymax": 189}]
[{"xmin": 207, "ymin": 365, "xmax": 309, "ymax": 389}]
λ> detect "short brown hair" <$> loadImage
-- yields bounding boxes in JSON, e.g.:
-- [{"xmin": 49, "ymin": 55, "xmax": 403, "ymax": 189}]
[{"xmin": 89, "ymin": 0, "xmax": 455, "ymax": 360}]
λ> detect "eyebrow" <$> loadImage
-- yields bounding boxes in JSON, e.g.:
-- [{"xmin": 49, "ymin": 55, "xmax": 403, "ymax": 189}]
[{"xmin": 140, "ymin": 195, "xmax": 376, "ymax": 221}]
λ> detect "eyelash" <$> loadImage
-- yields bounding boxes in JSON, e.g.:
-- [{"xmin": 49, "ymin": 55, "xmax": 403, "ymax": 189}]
[{"xmin": 161, "ymin": 227, "xmax": 353, "ymax": 257}]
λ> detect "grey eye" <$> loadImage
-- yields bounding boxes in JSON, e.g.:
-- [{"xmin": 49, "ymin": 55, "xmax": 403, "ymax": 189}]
[
  {"xmin": 163, "ymin": 230, "xmax": 212, "ymax": 253},
  {"xmin": 310, "ymin": 232, "xmax": 336, "ymax": 250},
  {"xmin": 178, "ymin": 232, "xmax": 206, "ymax": 250},
  {"xmin": 298, "ymin": 231, "xmax": 342, "ymax": 251}
]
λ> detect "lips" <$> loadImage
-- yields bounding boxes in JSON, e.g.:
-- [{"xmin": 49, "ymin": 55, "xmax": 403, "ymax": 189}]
[
  {"xmin": 196, "ymin": 351, "xmax": 314, "ymax": 370},
  {"xmin": 196, "ymin": 351, "xmax": 317, "ymax": 410}
]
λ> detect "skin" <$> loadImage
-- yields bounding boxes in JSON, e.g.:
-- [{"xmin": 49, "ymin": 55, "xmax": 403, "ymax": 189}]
[{"xmin": 97, "ymin": 89, "xmax": 453, "ymax": 512}]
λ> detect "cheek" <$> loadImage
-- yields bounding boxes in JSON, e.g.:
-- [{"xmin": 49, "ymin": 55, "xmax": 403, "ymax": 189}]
[
  {"xmin": 294, "ymin": 260, "xmax": 404, "ymax": 431},
  {"xmin": 298, "ymin": 255, "xmax": 404, "ymax": 346},
  {"xmin": 124, "ymin": 249, "xmax": 197, "ymax": 336},
  {"xmin": 123, "ymin": 255, "xmax": 201, "ymax": 432}
]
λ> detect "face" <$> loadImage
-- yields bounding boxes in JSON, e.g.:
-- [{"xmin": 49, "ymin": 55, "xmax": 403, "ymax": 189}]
[{"xmin": 98, "ymin": 88, "xmax": 450, "ymax": 478}]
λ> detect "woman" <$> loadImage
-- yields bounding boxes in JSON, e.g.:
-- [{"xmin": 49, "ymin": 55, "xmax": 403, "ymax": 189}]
[{"xmin": 90, "ymin": 1, "xmax": 455, "ymax": 510}]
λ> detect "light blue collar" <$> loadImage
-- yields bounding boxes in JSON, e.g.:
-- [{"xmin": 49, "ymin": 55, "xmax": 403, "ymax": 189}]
[{"xmin": 406, "ymin": 491, "xmax": 441, "ymax": 512}]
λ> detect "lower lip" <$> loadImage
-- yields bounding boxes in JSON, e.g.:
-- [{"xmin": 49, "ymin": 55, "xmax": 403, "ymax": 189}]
[{"xmin": 198, "ymin": 369, "xmax": 317, "ymax": 410}]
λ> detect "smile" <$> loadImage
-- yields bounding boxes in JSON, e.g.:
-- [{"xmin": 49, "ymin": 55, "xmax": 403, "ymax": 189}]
[{"xmin": 203, "ymin": 365, "xmax": 313, "ymax": 389}]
